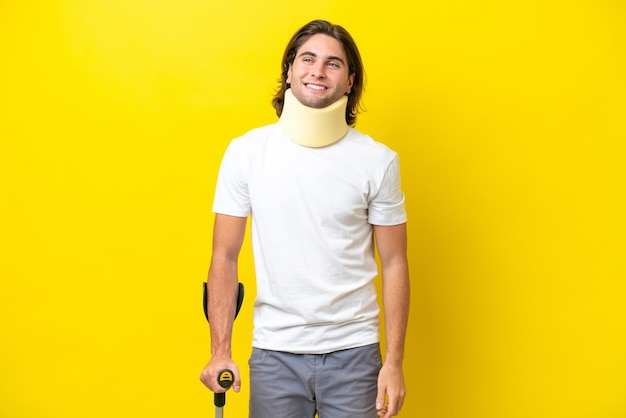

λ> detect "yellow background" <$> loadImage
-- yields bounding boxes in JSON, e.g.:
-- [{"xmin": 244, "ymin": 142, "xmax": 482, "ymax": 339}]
[{"xmin": 1, "ymin": 1, "xmax": 625, "ymax": 417}]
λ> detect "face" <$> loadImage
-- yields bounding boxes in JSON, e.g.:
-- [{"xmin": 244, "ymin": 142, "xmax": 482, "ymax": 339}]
[{"xmin": 287, "ymin": 34, "xmax": 355, "ymax": 109}]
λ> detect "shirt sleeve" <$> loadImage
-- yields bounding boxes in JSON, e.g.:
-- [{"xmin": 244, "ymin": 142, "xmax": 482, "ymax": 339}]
[
  {"xmin": 212, "ymin": 138, "xmax": 251, "ymax": 217},
  {"xmin": 368, "ymin": 153, "xmax": 407, "ymax": 226}
]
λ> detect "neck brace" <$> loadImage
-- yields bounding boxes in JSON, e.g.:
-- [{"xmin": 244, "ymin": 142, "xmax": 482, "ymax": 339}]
[{"xmin": 278, "ymin": 89, "xmax": 349, "ymax": 148}]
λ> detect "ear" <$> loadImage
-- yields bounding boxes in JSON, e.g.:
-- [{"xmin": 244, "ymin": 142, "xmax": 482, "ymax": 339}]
[
  {"xmin": 287, "ymin": 64, "xmax": 293, "ymax": 84},
  {"xmin": 346, "ymin": 73, "xmax": 355, "ymax": 94}
]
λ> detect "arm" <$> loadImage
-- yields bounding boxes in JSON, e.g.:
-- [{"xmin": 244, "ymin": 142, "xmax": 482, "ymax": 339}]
[
  {"xmin": 373, "ymin": 223, "xmax": 410, "ymax": 417},
  {"xmin": 199, "ymin": 213, "xmax": 247, "ymax": 393}
]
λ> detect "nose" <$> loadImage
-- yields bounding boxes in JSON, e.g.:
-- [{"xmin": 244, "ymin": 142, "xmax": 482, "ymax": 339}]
[{"xmin": 311, "ymin": 62, "xmax": 326, "ymax": 78}]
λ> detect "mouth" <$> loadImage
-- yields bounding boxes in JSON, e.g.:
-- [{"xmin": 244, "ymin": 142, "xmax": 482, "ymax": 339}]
[{"xmin": 305, "ymin": 83, "xmax": 328, "ymax": 91}]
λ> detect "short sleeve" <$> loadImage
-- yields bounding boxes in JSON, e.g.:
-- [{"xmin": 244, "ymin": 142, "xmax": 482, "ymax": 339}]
[
  {"xmin": 367, "ymin": 154, "xmax": 407, "ymax": 226},
  {"xmin": 212, "ymin": 138, "xmax": 251, "ymax": 217}
]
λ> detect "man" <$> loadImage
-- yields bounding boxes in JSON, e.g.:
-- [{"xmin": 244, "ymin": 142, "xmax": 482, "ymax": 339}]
[{"xmin": 200, "ymin": 20, "xmax": 409, "ymax": 418}]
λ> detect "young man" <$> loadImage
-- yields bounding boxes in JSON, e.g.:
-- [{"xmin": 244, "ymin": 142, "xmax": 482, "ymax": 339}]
[{"xmin": 200, "ymin": 20, "xmax": 410, "ymax": 418}]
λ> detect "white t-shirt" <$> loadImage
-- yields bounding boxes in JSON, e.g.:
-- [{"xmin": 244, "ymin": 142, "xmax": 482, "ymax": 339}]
[{"xmin": 213, "ymin": 124, "xmax": 406, "ymax": 354}]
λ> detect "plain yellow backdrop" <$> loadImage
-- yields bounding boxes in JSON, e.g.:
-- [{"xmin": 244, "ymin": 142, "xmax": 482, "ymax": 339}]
[{"xmin": 1, "ymin": 1, "xmax": 625, "ymax": 417}]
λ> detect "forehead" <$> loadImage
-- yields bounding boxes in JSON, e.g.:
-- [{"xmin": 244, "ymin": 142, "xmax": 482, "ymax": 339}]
[{"xmin": 296, "ymin": 33, "xmax": 347, "ymax": 61}]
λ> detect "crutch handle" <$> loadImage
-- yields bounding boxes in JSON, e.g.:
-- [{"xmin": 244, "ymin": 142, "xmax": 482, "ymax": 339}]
[
  {"xmin": 217, "ymin": 369, "xmax": 235, "ymax": 388},
  {"xmin": 214, "ymin": 393, "xmax": 226, "ymax": 408},
  {"xmin": 214, "ymin": 369, "xmax": 234, "ymax": 407}
]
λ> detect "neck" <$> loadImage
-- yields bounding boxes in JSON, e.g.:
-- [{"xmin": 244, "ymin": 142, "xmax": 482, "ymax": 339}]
[{"xmin": 278, "ymin": 89, "xmax": 349, "ymax": 148}]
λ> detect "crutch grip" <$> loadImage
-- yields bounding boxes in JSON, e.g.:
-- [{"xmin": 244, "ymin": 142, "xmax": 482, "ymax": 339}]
[
  {"xmin": 214, "ymin": 368, "xmax": 234, "ymax": 407},
  {"xmin": 214, "ymin": 393, "xmax": 225, "ymax": 408}
]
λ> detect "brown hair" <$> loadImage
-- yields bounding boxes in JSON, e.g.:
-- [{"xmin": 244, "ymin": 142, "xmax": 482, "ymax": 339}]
[{"xmin": 272, "ymin": 20, "xmax": 365, "ymax": 126}]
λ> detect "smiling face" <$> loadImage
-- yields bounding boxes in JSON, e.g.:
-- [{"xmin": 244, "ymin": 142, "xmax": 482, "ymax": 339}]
[{"xmin": 286, "ymin": 34, "xmax": 355, "ymax": 109}]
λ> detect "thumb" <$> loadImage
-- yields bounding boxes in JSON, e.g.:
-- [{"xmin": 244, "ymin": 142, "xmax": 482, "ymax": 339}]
[
  {"xmin": 376, "ymin": 384, "xmax": 386, "ymax": 411},
  {"xmin": 233, "ymin": 369, "xmax": 242, "ymax": 393}
]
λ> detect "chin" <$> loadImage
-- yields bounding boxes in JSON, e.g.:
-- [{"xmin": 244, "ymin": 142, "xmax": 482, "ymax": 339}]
[{"xmin": 305, "ymin": 97, "xmax": 335, "ymax": 109}]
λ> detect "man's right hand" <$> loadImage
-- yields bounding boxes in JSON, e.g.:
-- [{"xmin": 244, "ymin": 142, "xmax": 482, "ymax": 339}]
[{"xmin": 199, "ymin": 356, "xmax": 241, "ymax": 393}]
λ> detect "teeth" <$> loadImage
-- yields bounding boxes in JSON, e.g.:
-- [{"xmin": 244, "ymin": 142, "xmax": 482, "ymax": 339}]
[{"xmin": 307, "ymin": 84, "xmax": 326, "ymax": 90}]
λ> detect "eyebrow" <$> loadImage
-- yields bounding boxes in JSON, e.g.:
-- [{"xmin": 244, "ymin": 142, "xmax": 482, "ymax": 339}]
[{"xmin": 298, "ymin": 51, "xmax": 346, "ymax": 65}]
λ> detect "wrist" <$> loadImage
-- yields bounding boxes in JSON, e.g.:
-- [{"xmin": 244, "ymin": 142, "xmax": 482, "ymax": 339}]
[
  {"xmin": 383, "ymin": 350, "xmax": 405, "ymax": 367},
  {"xmin": 211, "ymin": 344, "xmax": 232, "ymax": 358}
]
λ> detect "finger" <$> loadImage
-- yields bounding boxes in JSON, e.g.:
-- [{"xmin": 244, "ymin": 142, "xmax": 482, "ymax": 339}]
[
  {"xmin": 396, "ymin": 392, "xmax": 405, "ymax": 412},
  {"xmin": 384, "ymin": 388, "xmax": 406, "ymax": 417},
  {"xmin": 233, "ymin": 367, "xmax": 242, "ymax": 393},
  {"xmin": 199, "ymin": 368, "xmax": 214, "ymax": 390},
  {"xmin": 375, "ymin": 383, "xmax": 386, "ymax": 412},
  {"xmin": 385, "ymin": 402, "xmax": 398, "ymax": 417}
]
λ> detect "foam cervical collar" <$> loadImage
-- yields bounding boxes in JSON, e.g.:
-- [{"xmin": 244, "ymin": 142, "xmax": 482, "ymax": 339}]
[{"xmin": 278, "ymin": 88, "xmax": 349, "ymax": 148}]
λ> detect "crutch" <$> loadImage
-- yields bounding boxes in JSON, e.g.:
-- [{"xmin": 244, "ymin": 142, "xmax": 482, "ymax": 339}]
[{"xmin": 203, "ymin": 281, "xmax": 245, "ymax": 418}]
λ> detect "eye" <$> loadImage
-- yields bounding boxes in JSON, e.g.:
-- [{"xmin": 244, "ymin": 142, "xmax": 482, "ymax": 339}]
[{"xmin": 327, "ymin": 61, "xmax": 340, "ymax": 68}]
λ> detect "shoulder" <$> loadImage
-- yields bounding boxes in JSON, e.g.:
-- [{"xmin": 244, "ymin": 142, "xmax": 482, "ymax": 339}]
[
  {"xmin": 342, "ymin": 128, "xmax": 398, "ymax": 164},
  {"xmin": 235, "ymin": 123, "xmax": 279, "ymax": 142},
  {"xmin": 226, "ymin": 123, "xmax": 280, "ymax": 153}
]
